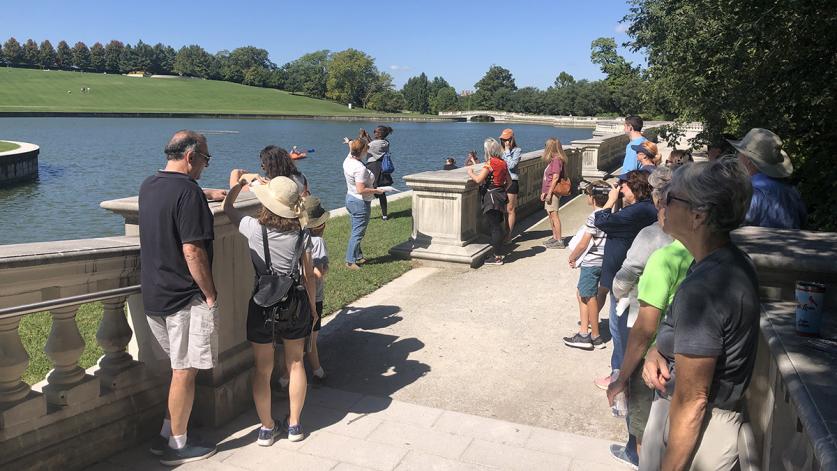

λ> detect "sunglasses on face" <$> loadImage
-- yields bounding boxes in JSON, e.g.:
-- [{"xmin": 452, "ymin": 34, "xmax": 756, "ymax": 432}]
[{"xmin": 194, "ymin": 150, "xmax": 212, "ymax": 165}]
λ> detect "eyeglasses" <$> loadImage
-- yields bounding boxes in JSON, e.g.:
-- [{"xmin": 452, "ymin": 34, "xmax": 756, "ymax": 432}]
[
  {"xmin": 194, "ymin": 150, "xmax": 212, "ymax": 166},
  {"xmin": 665, "ymin": 192, "xmax": 692, "ymax": 207}
]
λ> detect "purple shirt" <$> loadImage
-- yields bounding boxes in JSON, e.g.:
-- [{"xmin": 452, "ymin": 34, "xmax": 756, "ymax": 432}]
[{"xmin": 541, "ymin": 158, "xmax": 564, "ymax": 194}]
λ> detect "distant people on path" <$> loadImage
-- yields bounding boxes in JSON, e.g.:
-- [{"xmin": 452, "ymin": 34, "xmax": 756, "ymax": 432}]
[
  {"xmin": 665, "ymin": 149, "xmax": 693, "ymax": 169},
  {"xmin": 464, "ymin": 150, "xmax": 479, "ymax": 166},
  {"xmin": 229, "ymin": 145, "xmax": 309, "ymax": 195},
  {"xmin": 593, "ymin": 171, "xmax": 658, "ymax": 393},
  {"xmin": 364, "ymin": 126, "xmax": 395, "ymax": 220},
  {"xmin": 633, "ymin": 140, "xmax": 660, "ymax": 171},
  {"xmin": 223, "ymin": 175, "xmax": 317, "ymax": 447},
  {"xmin": 499, "ymin": 128, "xmax": 522, "ymax": 238},
  {"xmin": 139, "ymin": 130, "xmax": 226, "ymax": 466},
  {"xmin": 730, "ymin": 128, "xmax": 807, "ymax": 229},
  {"xmin": 443, "ymin": 157, "xmax": 458, "ymax": 170},
  {"xmin": 540, "ymin": 137, "xmax": 568, "ymax": 249},
  {"xmin": 622, "ymin": 115, "xmax": 647, "ymax": 172},
  {"xmin": 563, "ymin": 181, "xmax": 610, "ymax": 350},
  {"xmin": 468, "ymin": 137, "xmax": 510, "ymax": 266},
  {"xmin": 343, "ymin": 133, "xmax": 385, "ymax": 269},
  {"xmin": 640, "ymin": 157, "xmax": 760, "ymax": 471}
]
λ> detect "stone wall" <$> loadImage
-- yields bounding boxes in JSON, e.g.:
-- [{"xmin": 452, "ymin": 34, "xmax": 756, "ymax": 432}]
[{"xmin": 0, "ymin": 142, "xmax": 39, "ymax": 186}]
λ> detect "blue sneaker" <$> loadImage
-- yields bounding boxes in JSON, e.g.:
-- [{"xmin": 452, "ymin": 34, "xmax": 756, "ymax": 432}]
[
  {"xmin": 257, "ymin": 422, "xmax": 281, "ymax": 447},
  {"xmin": 149, "ymin": 434, "xmax": 168, "ymax": 456},
  {"xmin": 283, "ymin": 416, "xmax": 305, "ymax": 442},
  {"xmin": 610, "ymin": 444, "xmax": 639, "ymax": 470}
]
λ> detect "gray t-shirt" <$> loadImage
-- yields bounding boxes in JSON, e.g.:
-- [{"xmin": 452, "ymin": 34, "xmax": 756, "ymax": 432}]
[
  {"xmin": 656, "ymin": 244, "xmax": 760, "ymax": 408},
  {"xmin": 238, "ymin": 216, "xmax": 312, "ymax": 276},
  {"xmin": 310, "ymin": 235, "xmax": 328, "ymax": 302},
  {"xmin": 366, "ymin": 139, "xmax": 390, "ymax": 163},
  {"xmin": 612, "ymin": 223, "xmax": 673, "ymax": 299}
]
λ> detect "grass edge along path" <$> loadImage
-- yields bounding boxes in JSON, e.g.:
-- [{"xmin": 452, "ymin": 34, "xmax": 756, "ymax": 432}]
[
  {"xmin": 0, "ymin": 141, "xmax": 21, "ymax": 152},
  {"xmin": 19, "ymin": 197, "xmax": 413, "ymax": 384}
]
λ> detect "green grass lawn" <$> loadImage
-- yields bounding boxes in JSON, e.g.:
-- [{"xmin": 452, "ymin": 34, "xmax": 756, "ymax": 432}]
[
  {"xmin": 19, "ymin": 197, "xmax": 413, "ymax": 385},
  {"xmin": 0, "ymin": 67, "xmax": 409, "ymax": 116},
  {"xmin": 0, "ymin": 140, "xmax": 21, "ymax": 152}
]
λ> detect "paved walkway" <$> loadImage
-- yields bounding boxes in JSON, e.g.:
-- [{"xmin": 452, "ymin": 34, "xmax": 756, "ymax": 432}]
[{"xmin": 100, "ymin": 196, "xmax": 628, "ymax": 470}]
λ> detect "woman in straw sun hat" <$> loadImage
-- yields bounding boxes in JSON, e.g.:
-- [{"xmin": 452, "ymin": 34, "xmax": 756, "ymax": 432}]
[{"xmin": 223, "ymin": 175, "xmax": 317, "ymax": 446}]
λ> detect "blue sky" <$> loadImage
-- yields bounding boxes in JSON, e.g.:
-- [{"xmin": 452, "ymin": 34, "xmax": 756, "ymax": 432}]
[{"xmin": 4, "ymin": 0, "xmax": 644, "ymax": 91}]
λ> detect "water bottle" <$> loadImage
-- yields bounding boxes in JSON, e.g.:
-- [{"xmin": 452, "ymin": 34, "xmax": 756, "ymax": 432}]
[{"xmin": 612, "ymin": 392, "xmax": 628, "ymax": 417}]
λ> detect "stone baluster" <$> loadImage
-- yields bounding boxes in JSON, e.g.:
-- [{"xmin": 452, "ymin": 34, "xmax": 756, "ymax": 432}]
[
  {"xmin": 0, "ymin": 316, "xmax": 46, "ymax": 428},
  {"xmin": 96, "ymin": 297, "xmax": 142, "ymax": 390},
  {"xmin": 0, "ymin": 317, "xmax": 30, "ymax": 404},
  {"xmin": 43, "ymin": 305, "xmax": 99, "ymax": 406}
]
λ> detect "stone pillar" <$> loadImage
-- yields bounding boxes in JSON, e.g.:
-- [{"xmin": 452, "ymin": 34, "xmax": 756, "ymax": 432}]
[
  {"xmin": 42, "ymin": 306, "xmax": 100, "ymax": 406},
  {"xmin": 96, "ymin": 297, "xmax": 145, "ymax": 391},
  {"xmin": 0, "ymin": 316, "xmax": 46, "ymax": 428},
  {"xmin": 101, "ymin": 191, "xmax": 262, "ymax": 427}
]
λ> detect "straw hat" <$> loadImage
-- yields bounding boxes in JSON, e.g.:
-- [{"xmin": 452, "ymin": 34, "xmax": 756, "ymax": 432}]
[
  {"xmin": 252, "ymin": 176, "xmax": 307, "ymax": 225},
  {"xmin": 727, "ymin": 128, "xmax": 793, "ymax": 178},
  {"xmin": 302, "ymin": 196, "xmax": 330, "ymax": 229}
]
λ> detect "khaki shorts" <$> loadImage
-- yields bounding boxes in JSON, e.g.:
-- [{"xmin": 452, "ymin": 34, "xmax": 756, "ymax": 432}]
[
  {"xmin": 544, "ymin": 195, "xmax": 560, "ymax": 212},
  {"xmin": 147, "ymin": 296, "xmax": 219, "ymax": 370}
]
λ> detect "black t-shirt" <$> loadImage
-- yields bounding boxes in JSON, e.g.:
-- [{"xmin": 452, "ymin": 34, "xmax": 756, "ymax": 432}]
[
  {"xmin": 656, "ymin": 244, "xmax": 760, "ymax": 408},
  {"xmin": 139, "ymin": 171, "xmax": 214, "ymax": 316}
]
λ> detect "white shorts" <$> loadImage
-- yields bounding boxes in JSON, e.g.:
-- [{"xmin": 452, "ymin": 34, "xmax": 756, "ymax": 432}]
[{"xmin": 146, "ymin": 296, "xmax": 219, "ymax": 370}]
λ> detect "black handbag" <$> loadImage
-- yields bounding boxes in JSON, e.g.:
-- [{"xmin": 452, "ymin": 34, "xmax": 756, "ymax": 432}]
[{"xmin": 252, "ymin": 226, "xmax": 304, "ymax": 309}]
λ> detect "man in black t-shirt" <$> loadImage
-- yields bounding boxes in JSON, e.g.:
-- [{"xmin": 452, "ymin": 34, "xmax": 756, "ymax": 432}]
[{"xmin": 139, "ymin": 130, "xmax": 226, "ymax": 466}]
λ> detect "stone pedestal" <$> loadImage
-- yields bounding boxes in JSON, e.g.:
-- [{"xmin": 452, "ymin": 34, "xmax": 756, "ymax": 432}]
[{"xmin": 102, "ymin": 191, "xmax": 262, "ymax": 427}]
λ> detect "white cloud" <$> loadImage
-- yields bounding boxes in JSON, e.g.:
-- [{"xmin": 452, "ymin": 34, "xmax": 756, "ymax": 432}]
[
  {"xmin": 615, "ymin": 23, "xmax": 629, "ymax": 34},
  {"xmin": 389, "ymin": 65, "xmax": 411, "ymax": 71}
]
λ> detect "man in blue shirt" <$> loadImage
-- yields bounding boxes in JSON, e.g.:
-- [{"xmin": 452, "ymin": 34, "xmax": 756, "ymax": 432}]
[
  {"xmin": 729, "ymin": 128, "xmax": 807, "ymax": 229},
  {"xmin": 622, "ymin": 115, "xmax": 646, "ymax": 172}
]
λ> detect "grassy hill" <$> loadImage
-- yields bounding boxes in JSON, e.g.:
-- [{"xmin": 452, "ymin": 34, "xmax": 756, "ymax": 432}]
[{"xmin": 0, "ymin": 67, "xmax": 388, "ymax": 116}]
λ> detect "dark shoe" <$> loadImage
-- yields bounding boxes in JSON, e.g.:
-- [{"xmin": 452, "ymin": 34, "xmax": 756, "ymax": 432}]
[
  {"xmin": 283, "ymin": 416, "xmax": 305, "ymax": 442},
  {"xmin": 149, "ymin": 434, "xmax": 167, "ymax": 456},
  {"xmin": 257, "ymin": 422, "xmax": 281, "ymax": 447},
  {"xmin": 591, "ymin": 336, "xmax": 606, "ymax": 349},
  {"xmin": 483, "ymin": 255, "xmax": 504, "ymax": 266},
  {"xmin": 609, "ymin": 444, "xmax": 639, "ymax": 470},
  {"xmin": 356, "ymin": 258, "xmax": 368, "ymax": 265},
  {"xmin": 563, "ymin": 333, "xmax": 594, "ymax": 350},
  {"xmin": 160, "ymin": 442, "xmax": 217, "ymax": 466}
]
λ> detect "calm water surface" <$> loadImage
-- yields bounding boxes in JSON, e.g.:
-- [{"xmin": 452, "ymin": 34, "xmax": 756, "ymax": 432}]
[{"xmin": 0, "ymin": 118, "xmax": 591, "ymax": 245}]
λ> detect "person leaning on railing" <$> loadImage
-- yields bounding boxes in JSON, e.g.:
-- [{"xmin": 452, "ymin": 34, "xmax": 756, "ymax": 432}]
[
  {"xmin": 639, "ymin": 157, "xmax": 760, "ymax": 471},
  {"xmin": 468, "ymin": 137, "xmax": 511, "ymax": 266}
]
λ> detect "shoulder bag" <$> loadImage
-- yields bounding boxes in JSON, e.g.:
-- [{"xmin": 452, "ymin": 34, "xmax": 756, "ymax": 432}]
[{"xmin": 552, "ymin": 162, "xmax": 572, "ymax": 197}]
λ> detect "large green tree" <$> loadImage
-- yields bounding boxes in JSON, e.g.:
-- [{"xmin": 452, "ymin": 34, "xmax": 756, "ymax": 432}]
[
  {"xmin": 367, "ymin": 89, "xmax": 406, "ymax": 113},
  {"xmin": 72, "ymin": 42, "xmax": 91, "ymax": 70},
  {"xmin": 89, "ymin": 42, "xmax": 105, "ymax": 71},
  {"xmin": 282, "ymin": 50, "xmax": 329, "ymax": 98},
  {"xmin": 473, "ymin": 65, "xmax": 517, "ymax": 110},
  {"xmin": 103, "ymin": 40, "xmax": 124, "ymax": 72},
  {"xmin": 2, "ymin": 37, "xmax": 22, "ymax": 65},
  {"xmin": 326, "ymin": 48, "xmax": 378, "ymax": 106},
  {"xmin": 38, "ymin": 40, "xmax": 56, "ymax": 68},
  {"xmin": 173, "ymin": 44, "xmax": 214, "ymax": 78},
  {"xmin": 55, "ymin": 40, "xmax": 72, "ymax": 69},
  {"xmin": 625, "ymin": 0, "xmax": 837, "ymax": 229},
  {"xmin": 590, "ymin": 37, "xmax": 645, "ymax": 115},
  {"xmin": 152, "ymin": 43, "xmax": 176, "ymax": 74},
  {"xmin": 401, "ymin": 73, "xmax": 431, "ymax": 113},
  {"xmin": 22, "ymin": 39, "xmax": 39, "ymax": 66},
  {"xmin": 431, "ymin": 86, "xmax": 459, "ymax": 113}
]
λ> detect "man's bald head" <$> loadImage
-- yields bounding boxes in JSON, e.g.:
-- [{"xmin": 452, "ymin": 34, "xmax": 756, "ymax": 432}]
[{"xmin": 164, "ymin": 130, "xmax": 206, "ymax": 161}]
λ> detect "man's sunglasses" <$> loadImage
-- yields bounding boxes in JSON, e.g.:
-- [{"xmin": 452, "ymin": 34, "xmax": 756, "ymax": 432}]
[{"xmin": 194, "ymin": 150, "xmax": 212, "ymax": 165}]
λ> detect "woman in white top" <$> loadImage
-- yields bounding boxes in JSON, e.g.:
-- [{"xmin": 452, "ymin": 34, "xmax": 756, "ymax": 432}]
[{"xmin": 342, "ymin": 134, "xmax": 384, "ymax": 269}]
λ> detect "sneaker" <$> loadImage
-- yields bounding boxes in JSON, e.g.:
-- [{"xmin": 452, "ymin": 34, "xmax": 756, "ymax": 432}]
[
  {"xmin": 544, "ymin": 238, "xmax": 566, "ymax": 249},
  {"xmin": 160, "ymin": 442, "xmax": 217, "ymax": 466},
  {"xmin": 609, "ymin": 444, "xmax": 639, "ymax": 470},
  {"xmin": 591, "ymin": 336, "xmax": 606, "ymax": 349},
  {"xmin": 283, "ymin": 416, "xmax": 305, "ymax": 442},
  {"xmin": 356, "ymin": 258, "xmax": 368, "ymax": 265},
  {"xmin": 381, "ymin": 216, "xmax": 389, "ymax": 221},
  {"xmin": 563, "ymin": 333, "xmax": 593, "ymax": 350},
  {"xmin": 484, "ymin": 255, "xmax": 504, "ymax": 266},
  {"xmin": 594, "ymin": 369, "xmax": 619, "ymax": 390},
  {"xmin": 345, "ymin": 262, "xmax": 361, "ymax": 270},
  {"xmin": 257, "ymin": 422, "xmax": 281, "ymax": 447},
  {"xmin": 149, "ymin": 434, "xmax": 168, "ymax": 456}
]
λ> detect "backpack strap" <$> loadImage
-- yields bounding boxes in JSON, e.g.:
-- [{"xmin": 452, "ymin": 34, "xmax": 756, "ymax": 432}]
[
  {"xmin": 261, "ymin": 224, "xmax": 274, "ymax": 275},
  {"xmin": 290, "ymin": 229, "xmax": 305, "ymax": 278}
]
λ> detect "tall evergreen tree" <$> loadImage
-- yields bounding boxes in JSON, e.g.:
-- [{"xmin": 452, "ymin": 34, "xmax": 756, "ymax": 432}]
[
  {"xmin": 401, "ymin": 73, "xmax": 431, "ymax": 113},
  {"xmin": 89, "ymin": 42, "xmax": 105, "ymax": 71},
  {"xmin": 22, "ymin": 39, "xmax": 39, "ymax": 66},
  {"xmin": 72, "ymin": 41, "xmax": 91, "ymax": 70},
  {"xmin": 2, "ymin": 37, "xmax": 23, "ymax": 65},
  {"xmin": 103, "ymin": 40, "xmax": 124, "ymax": 72},
  {"xmin": 38, "ymin": 40, "xmax": 56, "ymax": 68},
  {"xmin": 55, "ymin": 40, "xmax": 72, "ymax": 69}
]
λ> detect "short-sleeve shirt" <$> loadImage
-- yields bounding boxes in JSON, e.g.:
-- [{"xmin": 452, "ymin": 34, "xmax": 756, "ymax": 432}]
[
  {"xmin": 580, "ymin": 208, "xmax": 607, "ymax": 267},
  {"xmin": 637, "ymin": 240, "xmax": 693, "ymax": 311},
  {"xmin": 310, "ymin": 236, "xmax": 329, "ymax": 302},
  {"xmin": 655, "ymin": 244, "xmax": 760, "ymax": 408},
  {"xmin": 744, "ymin": 173, "xmax": 807, "ymax": 229},
  {"xmin": 594, "ymin": 199, "xmax": 658, "ymax": 290},
  {"xmin": 344, "ymin": 155, "xmax": 375, "ymax": 201},
  {"xmin": 139, "ymin": 171, "xmax": 214, "ymax": 316},
  {"xmin": 541, "ymin": 158, "xmax": 564, "ymax": 195},
  {"xmin": 238, "ymin": 216, "xmax": 312, "ymax": 276},
  {"xmin": 366, "ymin": 139, "xmax": 390, "ymax": 163},
  {"xmin": 486, "ymin": 157, "xmax": 509, "ymax": 189},
  {"xmin": 622, "ymin": 136, "xmax": 647, "ymax": 172}
]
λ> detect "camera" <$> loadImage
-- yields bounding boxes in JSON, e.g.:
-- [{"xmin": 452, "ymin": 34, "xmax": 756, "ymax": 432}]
[{"xmin": 577, "ymin": 179, "xmax": 611, "ymax": 196}]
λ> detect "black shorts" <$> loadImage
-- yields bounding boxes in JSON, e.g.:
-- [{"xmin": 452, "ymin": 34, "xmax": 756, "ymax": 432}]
[
  {"xmin": 314, "ymin": 301, "xmax": 323, "ymax": 331},
  {"xmin": 246, "ymin": 296, "xmax": 312, "ymax": 344},
  {"xmin": 507, "ymin": 180, "xmax": 519, "ymax": 195}
]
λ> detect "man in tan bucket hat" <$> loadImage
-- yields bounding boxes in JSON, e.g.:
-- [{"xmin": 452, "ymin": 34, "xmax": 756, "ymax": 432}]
[{"xmin": 729, "ymin": 128, "xmax": 806, "ymax": 229}]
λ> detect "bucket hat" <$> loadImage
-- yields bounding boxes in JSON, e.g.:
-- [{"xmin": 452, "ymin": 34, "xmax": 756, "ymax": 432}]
[
  {"xmin": 252, "ymin": 176, "xmax": 307, "ymax": 226},
  {"xmin": 302, "ymin": 196, "xmax": 330, "ymax": 229},
  {"xmin": 727, "ymin": 128, "xmax": 793, "ymax": 178},
  {"xmin": 500, "ymin": 128, "xmax": 514, "ymax": 140}
]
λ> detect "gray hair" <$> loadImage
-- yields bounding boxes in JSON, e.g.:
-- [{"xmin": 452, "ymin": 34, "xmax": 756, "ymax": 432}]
[
  {"xmin": 649, "ymin": 166, "xmax": 673, "ymax": 203},
  {"xmin": 484, "ymin": 137, "xmax": 503, "ymax": 159},
  {"xmin": 668, "ymin": 156, "xmax": 752, "ymax": 234},
  {"xmin": 164, "ymin": 130, "xmax": 206, "ymax": 161}
]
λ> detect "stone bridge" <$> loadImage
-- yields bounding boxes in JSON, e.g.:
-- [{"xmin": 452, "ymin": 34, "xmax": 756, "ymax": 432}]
[{"xmin": 438, "ymin": 110, "xmax": 604, "ymax": 128}]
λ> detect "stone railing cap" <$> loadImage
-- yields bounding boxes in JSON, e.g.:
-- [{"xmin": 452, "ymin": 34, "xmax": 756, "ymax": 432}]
[
  {"xmin": 732, "ymin": 226, "xmax": 837, "ymax": 275},
  {"xmin": 101, "ymin": 191, "xmax": 261, "ymax": 219}
]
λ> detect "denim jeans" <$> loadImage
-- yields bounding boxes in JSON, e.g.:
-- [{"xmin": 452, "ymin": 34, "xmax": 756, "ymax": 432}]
[
  {"xmin": 345, "ymin": 195, "xmax": 371, "ymax": 263},
  {"xmin": 609, "ymin": 292, "xmax": 629, "ymax": 372}
]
